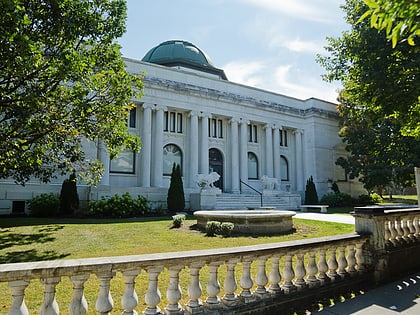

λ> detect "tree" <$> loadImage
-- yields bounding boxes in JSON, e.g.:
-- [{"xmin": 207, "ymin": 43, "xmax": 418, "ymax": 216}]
[
  {"xmin": 360, "ymin": 0, "xmax": 420, "ymax": 47},
  {"xmin": 0, "ymin": 0, "xmax": 143, "ymax": 185},
  {"xmin": 304, "ymin": 176, "xmax": 319, "ymax": 205},
  {"xmin": 317, "ymin": 0, "xmax": 420, "ymax": 192},
  {"xmin": 167, "ymin": 163, "xmax": 185, "ymax": 213}
]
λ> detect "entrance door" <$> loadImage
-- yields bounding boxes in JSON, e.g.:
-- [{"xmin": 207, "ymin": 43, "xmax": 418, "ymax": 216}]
[{"xmin": 209, "ymin": 148, "xmax": 223, "ymax": 191}]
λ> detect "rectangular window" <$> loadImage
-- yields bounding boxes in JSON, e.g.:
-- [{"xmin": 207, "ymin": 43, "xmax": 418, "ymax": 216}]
[
  {"xmin": 129, "ymin": 108, "xmax": 136, "ymax": 128},
  {"xmin": 248, "ymin": 124, "xmax": 258, "ymax": 143},
  {"xmin": 280, "ymin": 130, "xmax": 288, "ymax": 147},
  {"xmin": 177, "ymin": 113, "xmax": 183, "ymax": 133},
  {"xmin": 110, "ymin": 151, "xmax": 135, "ymax": 174},
  {"xmin": 164, "ymin": 111, "xmax": 183, "ymax": 134},
  {"xmin": 253, "ymin": 125, "xmax": 258, "ymax": 143},
  {"xmin": 208, "ymin": 118, "xmax": 224, "ymax": 138},
  {"xmin": 164, "ymin": 112, "xmax": 169, "ymax": 131},
  {"xmin": 212, "ymin": 119, "xmax": 217, "ymax": 137},
  {"xmin": 170, "ymin": 112, "xmax": 176, "ymax": 132},
  {"xmin": 218, "ymin": 120, "xmax": 223, "ymax": 138}
]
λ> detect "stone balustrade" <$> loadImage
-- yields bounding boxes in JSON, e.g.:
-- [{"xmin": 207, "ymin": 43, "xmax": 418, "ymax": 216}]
[{"xmin": 1, "ymin": 234, "xmax": 369, "ymax": 315}]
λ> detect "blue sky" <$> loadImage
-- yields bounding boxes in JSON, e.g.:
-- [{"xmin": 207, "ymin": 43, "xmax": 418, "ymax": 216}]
[{"xmin": 119, "ymin": 0, "xmax": 348, "ymax": 103}]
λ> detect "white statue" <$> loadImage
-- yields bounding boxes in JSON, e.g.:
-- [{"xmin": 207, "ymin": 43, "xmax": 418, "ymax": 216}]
[
  {"xmin": 261, "ymin": 175, "xmax": 279, "ymax": 190},
  {"xmin": 195, "ymin": 172, "xmax": 220, "ymax": 189}
]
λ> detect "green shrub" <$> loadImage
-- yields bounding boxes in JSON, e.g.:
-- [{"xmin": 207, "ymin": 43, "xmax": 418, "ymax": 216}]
[
  {"xmin": 370, "ymin": 193, "xmax": 383, "ymax": 203},
  {"xmin": 172, "ymin": 214, "xmax": 186, "ymax": 228},
  {"xmin": 205, "ymin": 221, "xmax": 221, "ymax": 236},
  {"xmin": 28, "ymin": 193, "xmax": 60, "ymax": 217},
  {"xmin": 167, "ymin": 163, "xmax": 185, "ymax": 213},
  {"xmin": 88, "ymin": 192, "xmax": 151, "ymax": 217},
  {"xmin": 355, "ymin": 194, "xmax": 373, "ymax": 206},
  {"xmin": 219, "ymin": 222, "xmax": 234, "ymax": 237},
  {"xmin": 59, "ymin": 173, "xmax": 79, "ymax": 215},
  {"xmin": 320, "ymin": 192, "xmax": 353, "ymax": 207},
  {"xmin": 304, "ymin": 176, "xmax": 319, "ymax": 204}
]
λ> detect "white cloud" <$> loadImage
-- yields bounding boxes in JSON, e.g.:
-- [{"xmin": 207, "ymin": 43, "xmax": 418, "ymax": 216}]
[
  {"xmin": 269, "ymin": 36, "xmax": 325, "ymax": 54},
  {"xmin": 223, "ymin": 60, "xmax": 266, "ymax": 86}
]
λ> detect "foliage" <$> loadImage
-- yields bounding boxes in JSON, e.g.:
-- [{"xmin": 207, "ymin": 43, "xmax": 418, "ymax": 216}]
[
  {"xmin": 205, "ymin": 221, "xmax": 221, "ymax": 237},
  {"xmin": 59, "ymin": 173, "xmax": 79, "ymax": 215},
  {"xmin": 219, "ymin": 222, "xmax": 235, "ymax": 237},
  {"xmin": 370, "ymin": 193, "xmax": 383, "ymax": 203},
  {"xmin": 317, "ymin": 0, "xmax": 420, "ymax": 192},
  {"xmin": 304, "ymin": 176, "xmax": 319, "ymax": 204},
  {"xmin": 0, "ymin": 0, "xmax": 143, "ymax": 185},
  {"xmin": 172, "ymin": 214, "xmax": 186, "ymax": 228},
  {"xmin": 320, "ymin": 192, "xmax": 354, "ymax": 207},
  {"xmin": 331, "ymin": 182, "xmax": 340, "ymax": 194},
  {"xmin": 360, "ymin": 0, "xmax": 420, "ymax": 47},
  {"xmin": 88, "ymin": 192, "xmax": 151, "ymax": 217},
  {"xmin": 28, "ymin": 193, "xmax": 59, "ymax": 217},
  {"xmin": 167, "ymin": 163, "xmax": 185, "ymax": 213}
]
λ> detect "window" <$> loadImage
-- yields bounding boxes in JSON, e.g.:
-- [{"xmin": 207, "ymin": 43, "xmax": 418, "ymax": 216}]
[
  {"xmin": 110, "ymin": 151, "xmax": 135, "ymax": 174},
  {"xmin": 280, "ymin": 155, "xmax": 289, "ymax": 181},
  {"xmin": 208, "ymin": 118, "xmax": 224, "ymax": 138},
  {"xmin": 248, "ymin": 124, "xmax": 258, "ymax": 143},
  {"xmin": 248, "ymin": 152, "xmax": 258, "ymax": 179},
  {"xmin": 163, "ymin": 144, "xmax": 182, "ymax": 175},
  {"xmin": 129, "ymin": 108, "xmax": 136, "ymax": 128},
  {"xmin": 164, "ymin": 111, "xmax": 183, "ymax": 133},
  {"xmin": 280, "ymin": 130, "xmax": 288, "ymax": 147}
]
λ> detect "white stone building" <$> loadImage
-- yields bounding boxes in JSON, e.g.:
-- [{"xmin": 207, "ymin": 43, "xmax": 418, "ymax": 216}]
[{"xmin": 0, "ymin": 40, "xmax": 365, "ymax": 214}]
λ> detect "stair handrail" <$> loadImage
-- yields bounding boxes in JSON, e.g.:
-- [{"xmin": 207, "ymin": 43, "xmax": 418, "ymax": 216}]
[{"xmin": 240, "ymin": 180, "xmax": 263, "ymax": 207}]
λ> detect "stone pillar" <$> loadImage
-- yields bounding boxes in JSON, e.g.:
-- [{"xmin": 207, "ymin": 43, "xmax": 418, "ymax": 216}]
[
  {"xmin": 264, "ymin": 124, "xmax": 273, "ymax": 177},
  {"xmin": 199, "ymin": 113, "xmax": 210, "ymax": 174},
  {"xmin": 189, "ymin": 111, "xmax": 199, "ymax": 188},
  {"xmin": 230, "ymin": 118, "xmax": 240, "ymax": 193},
  {"xmin": 140, "ymin": 103, "xmax": 153, "ymax": 187},
  {"xmin": 151, "ymin": 105, "xmax": 165, "ymax": 187},
  {"xmin": 273, "ymin": 125, "xmax": 281, "ymax": 188},
  {"xmin": 295, "ymin": 129, "xmax": 303, "ymax": 191},
  {"xmin": 98, "ymin": 140, "xmax": 110, "ymax": 186},
  {"xmin": 239, "ymin": 119, "xmax": 249, "ymax": 185}
]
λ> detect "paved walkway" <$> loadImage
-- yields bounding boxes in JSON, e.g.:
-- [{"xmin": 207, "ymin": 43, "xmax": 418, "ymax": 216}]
[{"xmin": 293, "ymin": 211, "xmax": 420, "ymax": 314}]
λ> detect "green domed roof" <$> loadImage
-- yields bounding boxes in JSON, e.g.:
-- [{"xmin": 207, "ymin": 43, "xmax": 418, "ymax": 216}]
[{"xmin": 142, "ymin": 40, "xmax": 227, "ymax": 80}]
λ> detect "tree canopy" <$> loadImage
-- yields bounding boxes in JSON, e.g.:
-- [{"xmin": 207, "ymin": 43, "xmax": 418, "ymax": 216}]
[
  {"xmin": 361, "ymin": 0, "xmax": 420, "ymax": 47},
  {"xmin": 0, "ymin": 0, "xmax": 143, "ymax": 185},
  {"xmin": 318, "ymin": 0, "xmax": 420, "ymax": 192}
]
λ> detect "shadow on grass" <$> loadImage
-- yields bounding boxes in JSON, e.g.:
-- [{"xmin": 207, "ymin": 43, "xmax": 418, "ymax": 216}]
[{"xmin": 0, "ymin": 225, "xmax": 70, "ymax": 264}]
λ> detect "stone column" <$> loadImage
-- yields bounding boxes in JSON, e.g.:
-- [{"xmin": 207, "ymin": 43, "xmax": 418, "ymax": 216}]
[
  {"xmin": 295, "ymin": 129, "xmax": 303, "ymax": 191},
  {"xmin": 273, "ymin": 125, "xmax": 281, "ymax": 188},
  {"xmin": 151, "ymin": 105, "xmax": 165, "ymax": 187},
  {"xmin": 230, "ymin": 118, "xmax": 240, "ymax": 193},
  {"xmin": 199, "ymin": 113, "xmax": 211, "ymax": 174},
  {"xmin": 98, "ymin": 140, "xmax": 110, "ymax": 186},
  {"xmin": 189, "ymin": 111, "xmax": 199, "ymax": 188},
  {"xmin": 239, "ymin": 119, "xmax": 249, "ymax": 185},
  {"xmin": 140, "ymin": 103, "xmax": 153, "ymax": 187},
  {"xmin": 264, "ymin": 124, "xmax": 274, "ymax": 177}
]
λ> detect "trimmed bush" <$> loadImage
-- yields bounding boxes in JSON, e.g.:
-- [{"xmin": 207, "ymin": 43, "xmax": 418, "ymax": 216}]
[
  {"xmin": 219, "ymin": 222, "xmax": 235, "ymax": 237},
  {"xmin": 28, "ymin": 193, "xmax": 60, "ymax": 217},
  {"xmin": 172, "ymin": 214, "xmax": 186, "ymax": 228},
  {"xmin": 304, "ymin": 176, "xmax": 319, "ymax": 204},
  {"xmin": 320, "ymin": 192, "xmax": 353, "ymax": 207},
  {"xmin": 206, "ymin": 221, "xmax": 221, "ymax": 236},
  {"xmin": 88, "ymin": 192, "xmax": 151, "ymax": 218},
  {"xmin": 167, "ymin": 163, "xmax": 185, "ymax": 213}
]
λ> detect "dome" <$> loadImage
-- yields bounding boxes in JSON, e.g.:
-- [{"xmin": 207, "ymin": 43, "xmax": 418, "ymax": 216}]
[{"xmin": 142, "ymin": 40, "xmax": 227, "ymax": 80}]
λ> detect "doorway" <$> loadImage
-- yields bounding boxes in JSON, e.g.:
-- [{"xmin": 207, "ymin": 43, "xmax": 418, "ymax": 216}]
[{"xmin": 209, "ymin": 148, "xmax": 223, "ymax": 191}]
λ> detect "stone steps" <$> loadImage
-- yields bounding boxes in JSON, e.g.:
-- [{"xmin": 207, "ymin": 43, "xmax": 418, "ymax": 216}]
[{"xmin": 215, "ymin": 193, "xmax": 298, "ymax": 210}]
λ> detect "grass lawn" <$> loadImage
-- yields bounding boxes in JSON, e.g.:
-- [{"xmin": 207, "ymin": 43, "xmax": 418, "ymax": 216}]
[{"xmin": 0, "ymin": 216, "xmax": 354, "ymax": 314}]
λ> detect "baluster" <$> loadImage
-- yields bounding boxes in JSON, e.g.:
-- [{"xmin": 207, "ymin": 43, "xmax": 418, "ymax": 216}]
[
  {"xmin": 268, "ymin": 256, "xmax": 282, "ymax": 295},
  {"xmin": 294, "ymin": 253, "xmax": 307, "ymax": 290},
  {"xmin": 337, "ymin": 246, "xmax": 348, "ymax": 279},
  {"xmin": 395, "ymin": 218, "xmax": 404, "ymax": 243},
  {"xmin": 8, "ymin": 280, "xmax": 30, "ymax": 315},
  {"xmin": 384, "ymin": 219, "xmax": 392, "ymax": 246},
  {"xmin": 40, "ymin": 277, "xmax": 61, "ymax": 315},
  {"xmin": 254, "ymin": 257, "xmax": 269, "ymax": 298},
  {"xmin": 144, "ymin": 267, "xmax": 164, "ymax": 315},
  {"xmin": 413, "ymin": 215, "xmax": 420, "ymax": 239},
  {"xmin": 355, "ymin": 242, "xmax": 366, "ymax": 273},
  {"xmin": 346, "ymin": 245, "xmax": 357, "ymax": 277},
  {"xmin": 388, "ymin": 218, "xmax": 398, "ymax": 246},
  {"xmin": 186, "ymin": 262, "xmax": 204, "ymax": 313},
  {"xmin": 165, "ymin": 266, "xmax": 183, "ymax": 315},
  {"xmin": 306, "ymin": 251, "xmax": 319, "ymax": 288},
  {"xmin": 408, "ymin": 216, "xmax": 417, "ymax": 241},
  {"xmin": 205, "ymin": 262, "xmax": 222, "ymax": 308},
  {"xmin": 222, "ymin": 258, "xmax": 240, "ymax": 306},
  {"xmin": 96, "ymin": 272, "xmax": 115, "ymax": 315},
  {"xmin": 281, "ymin": 254, "xmax": 296, "ymax": 294},
  {"xmin": 69, "ymin": 274, "xmax": 89, "ymax": 315},
  {"xmin": 401, "ymin": 218, "xmax": 411, "ymax": 243},
  {"xmin": 239, "ymin": 258, "xmax": 255, "ymax": 303},
  {"xmin": 122, "ymin": 270, "xmax": 140, "ymax": 315},
  {"xmin": 327, "ymin": 247, "xmax": 339, "ymax": 281},
  {"xmin": 317, "ymin": 248, "xmax": 329, "ymax": 285}
]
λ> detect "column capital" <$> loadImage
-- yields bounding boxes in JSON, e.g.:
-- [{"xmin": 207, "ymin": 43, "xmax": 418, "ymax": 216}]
[
  {"xmin": 154, "ymin": 104, "xmax": 167, "ymax": 112},
  {"xmin": 294, "ymin": 128, "xmax": 304, "ymax": 135},
  {"xmin": 199, "ymin": 111, "xmax": 212, "ymax": 119},
  {"xmin": 240, "ymin": 118, "xmax": 250, "ymax": 125},
  {"xmin": 142, "ymin": 103, "xmax": 154, "ymax": 110},
  {"xmin": 189, "ymin": 110, "xmax": 200, "ymax": 118},
  {"xmin": 264, "ymin": 123, "xmax": 275, "ymax": 130},
  {"xmin": 229, "ymin": 117, "xmax": 240, "ymax": 124}
]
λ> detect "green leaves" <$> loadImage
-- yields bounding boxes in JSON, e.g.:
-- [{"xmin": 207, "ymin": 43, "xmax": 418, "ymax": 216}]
[{"xmin": 0, "ymin": 0, "xmax": 143, "ymax": 185}]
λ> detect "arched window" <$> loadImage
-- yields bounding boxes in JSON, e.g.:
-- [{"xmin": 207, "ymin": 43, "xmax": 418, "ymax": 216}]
[
  {"xmin": 163, "ymin": 144, "xmax": 182, "ymax": 175},
  {"xmin": 248, "ymin": 152, "xmax": 258, "ymax": 179},
  {"xmin": 280, "ymin": 155, "xmax": 289, "ymax": 181}
]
